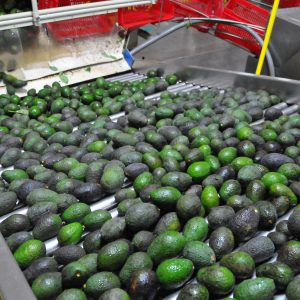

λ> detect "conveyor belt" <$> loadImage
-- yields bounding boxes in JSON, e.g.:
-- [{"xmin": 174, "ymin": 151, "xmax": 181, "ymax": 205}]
[{"xmin": 0, "ymin": 71, "xmax": 299, "ymax": 300}]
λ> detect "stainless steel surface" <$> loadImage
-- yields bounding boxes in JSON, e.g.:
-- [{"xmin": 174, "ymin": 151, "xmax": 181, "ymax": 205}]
[
  {"xmin": 270, "ymin": 7, "xmax": 300, "ymax": 80},
  {"xmin": 133, "ymin": 22, "xmax": 251, "ymax": 74}
]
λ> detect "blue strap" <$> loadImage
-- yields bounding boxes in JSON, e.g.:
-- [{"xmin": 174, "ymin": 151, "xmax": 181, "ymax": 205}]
[{"xmin": 123, "ymin": 48, "xmax": 135, "ymax": 68}]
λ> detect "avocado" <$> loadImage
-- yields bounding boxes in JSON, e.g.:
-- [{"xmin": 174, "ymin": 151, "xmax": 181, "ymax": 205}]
[
  {"xmin": 128, "ymin": 269, "xmax": 158, "ymax": 300},
  {"xmin": 56, "ymin": 289, "xmax": 87, "ymax": 300},
  {"xmin": 161, "ymin": 171, "xmax": 192, "ymax": 192},
  {"xmin": 0, "ymin": 147, "xmax": 21, "ymax": 167},
  {"xmin": 147, "ymin": 231, "xmax": 185, "ymax": 264},
  {"xmin": 99, "ymin": 288, "xmax": 130, "ymax": 300},
  {"xmin": 56, "ymin": 178, "xmax": 82, "ymax": 194},
  {"xmin": 15, "ymin": 159, "xmax": 41, "ymax": 170},
  {"xmin": 200, "ymin": 185, "xmax": 219, "ymax": 212},
  {"xmin": 143, "ymin": 152, "xmax": 163, "ymax": 171},
  {"xmin": 220, "ymin": 251, "xmax": 255, "ymax": 280},
  {"xmin": 34, "ymin": 170, "xmax": 56, "ymax": 183},
  {"xmin": 154, "ymin": 212, "xmax": 181, "ymax": 234},
  {"xmin": 62, "ymin": 261, "xmax": 89, "ymax": 288},
  {"xmin": 32, "ymin": 272, "xmax": 62, "ymax": 300},
  {"xmin": 73, "ymin": 182, "xmax": 103, "ymax": 204},
  {"xmin": 264, "ymin": 106, "xmax": 282, "ymax": 120},
  {"xmin": 255, "ymin": 201, "xmax": 278, "ymax": 230},
  {"xmin": 6, "ymin": 231, "xmax": 33, "ymax": 252},
  {"xmin": 286, "ymin": 278, "xmax": 300, "ymax": 300},
  {"xmin": 0, "ymin": 191, "xmax": 17, "ymax": 216},
  {"xmin": 233, "ymin": 277, "xmax": 275, "ymax": 300},
  {"xmin": 197, "ymin": 265, "xmax": 235, "ymax": 296},
  {"xmin": 262, "ymin": 171, "xmax": 288, "ymax": 188},
  {"xmin": 41, "ymin": 152, "xmax": 66, "ymax": 169},
  {"xmin": 150, "ymin": 186, "xmax": 181, "ymax": 209},
  {"xmin": 53, "ymin": 245, "xmax": 86, "ymax": 265},
  {"xmin": 183, "ymin": 216, "xmax": 208, "ymax": 242},
  {"xmin": 269, "ymin": 183, "xmax": 297, "ymax": 206},
  {"xmin": 32, "ymin": 213, "xmax": 62, "ymax": 241},
  {"xmin": 8, "ymin": 179, "xmax": 30, "ymax": 193},
  {"xmin": 132, "ymin": 231, "xmax": 154, "ymax": 252},
  {"xmin": 1, "ymin": 214, "xmax": 30, "ymax": 237},
  {"xmin": 115, "ymin": 188, "xmax": 137, "ymax": 203},
  {"xmin": 288, "ymin": 209, "xmax": 300, "ymax": 240},
  {"xmin": 101, "ymin": 163, "xmax": 125, "ymax": 193},
  {"xmin": 83, "ymin": 229, "xmax": 102, "ymax": 253},
  {"xmin": 209, "ymin": 226, "xmax": 235, "ymax": 259},
  {"xmin": 217, "ymin": 165, "xmax": 236, "ymax": 181},
  {"xmin": 279, "ymin": 163, "xmax": 300, "ymax": 181},
  {"xmin": 183, "ymin": 240, "xmax": 216, "ymax": 269},
  {"xmin": 84, "ymin": 272, "xmax": 121, "ymax": 298},
  {"xmin": 245, "ymin": 179, "xmax": 266, "ymax": 203},
  {"xmin": 185, "ymin": 148, "xmax": 204, "ymax": 165},
  {"xmin": 23, "ymin": 257, "xmax": 58, "ymax": 283},
  {"xmin": 176, "ymin": 194, "xmax": 202, "ymax": 221},
  {"xmin": 68, "ymin": 163, "xmax": 88, "ymax": 180},
  {"xmin": 57, "ymin": 222, "xmax": 83, "ymax": 246},
  {"xmin": 226, "ymin": 195, "xmax": 252, "ymax": 211},
  {"xmin": 133, "ymin": 172, "xmax": 154, "ymax": 194},
  {"xmin": 260, "ymin": 153, "xmax": 294, "ymax": 171},
  {"xmin": 135, "ymin": 183, "xmax": 157, "ymax": 202},
  {"xmin": 240, "ymin": 236, "xmax": 275, "ymax": 263},
  {"xmin": 55, "ymin": 194, "xmax": 79, "ymax": 212},
  {"xmin": 184, "ymin": 184, "xmax": 203, "ymax": 196},
  {"xmin": 78, "ymin": 253, "xmax": 98, "ymax": 276},
  {"xmin": 117, "ymin": 198, "xmax": 142, "ymax": 217},
  {"xmin": 98, "ymin": 239, "xmax": 131, "ymax": 271},
  {"xmin": 128, "ymin": 109, "xmax": 148, "ymax": 127},
  {"xmin": 85, "ymin": 159, "xmax": 107, "ymax": 183},
  {"xmin": 207, "ymin": 205, "xmax": 235, "ymax": 230},
  {"xmin": 82, "ymin": 209, "xmax": 112, "ymax": 231},
  {"xmin": 290, "ymin": 181, "xmax": 300, "ymax": 198},
  {"xmin": 256, "ymin": 261, "xmax": 294, "ymax": 290},
  {"xmin": 276, "ymin": 220, "xmax": 291, "ymax": 236},
  {"xmin": 62, "ymin": 202, "xmax": 91, "ymax": 223},
  {"xmin": 125, "ymin": 203, "xmax": 160, "ymax": 232},
  {"xmin": 2, "ymin": 169, "xmax": 28, "ymax": 183},
  {"xmin": 53, "ymin": 157, "xmax": 79, "ymax": 173},
  {"xmin": 47, "ymin": 172, "xmax": 68, "ymax": 190},
  {"xmin": 177, "ymin": 283, "xmax": 209, "ymax": 300},
  {"xmin": 124, "ymin": 163, "xmax": 149, "ymax": 180},
  {"xmin": 267, "ymin": 231, "xmax": 288, "ymax": 250},
  {"xmin": 26, "ymin": 188, "xmax": 59, "ymax": 206},
  {"xmin": 100, "ymin": 217, "xmax": 126, "ymax": 243},
  {"xmin": 119, "ymin": 251, "xmax": 153, "ymax": 285},
  {"xmin": 14, "ymin": 239, "xmax": 46, "ymax": 269},
  {"xmin": 229, "ymin": 206, "xmax": 260, "ymax": 242},
  {"xmin": 277, "ymin": 240, "xmax": 300, "ymax": 273},
  {"xmin": 17, "ymin": 180, "xmax": 46, "ymax": 202},
  {"xmin": 271, "ymin": 196, "xmax": 290, "ymax": 217},
  {"xmin": 156, "ymin": 258, "xmax": 193, "ymax": 290}
]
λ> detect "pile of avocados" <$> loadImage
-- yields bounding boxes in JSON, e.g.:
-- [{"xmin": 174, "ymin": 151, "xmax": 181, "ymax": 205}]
[{"xmin": 0, "ymin": 68, "xmax": 299, "ymax": 300}]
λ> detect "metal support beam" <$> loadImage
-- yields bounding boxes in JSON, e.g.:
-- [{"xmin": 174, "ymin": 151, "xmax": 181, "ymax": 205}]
[{"xmin": 0, "ymin": 0, "xmax": 156, "ymax": 30}]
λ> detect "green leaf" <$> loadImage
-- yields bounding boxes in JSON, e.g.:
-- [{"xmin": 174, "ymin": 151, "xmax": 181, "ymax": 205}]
[
  {"xmin": 49, "ymin": 65, "xmax": 58, "ymax": 72},
  {"xmin": 59, "ymin": 72, "xmax": 69, "ymax": 84},
  {"xmin": 85, "ymin": 66, "xmax": 91, "ymax": 72},
  {"xmin": 16, "ymin": 109, "xmax": 28, "ymax": 115},
  {"xmin": 101, "ymin": 51, "xmax": 117, "ymax": 60}
]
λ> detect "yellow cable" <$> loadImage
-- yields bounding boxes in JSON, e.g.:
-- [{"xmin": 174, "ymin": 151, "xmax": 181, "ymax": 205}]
[{"xmin": 256, "ymin": 0, "xmax": 280, "ymax": 75}]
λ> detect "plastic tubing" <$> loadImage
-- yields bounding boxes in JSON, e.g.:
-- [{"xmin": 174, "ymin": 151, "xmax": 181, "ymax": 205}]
[{"xmin": 130, "ymin": 18, "xmax": 275, "ymax": 76}]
